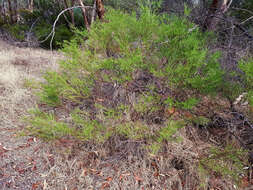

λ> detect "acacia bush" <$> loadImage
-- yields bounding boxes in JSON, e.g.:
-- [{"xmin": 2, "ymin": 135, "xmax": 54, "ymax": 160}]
[{"xmin": 26, "ymin": 7, "xmax": 225, "ymax": 151}]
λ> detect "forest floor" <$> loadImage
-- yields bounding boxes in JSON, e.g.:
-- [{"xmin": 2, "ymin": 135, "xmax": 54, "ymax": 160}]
[{"xmin": 0, "ymin": 39, "xmax": 253, "ymax": 190}]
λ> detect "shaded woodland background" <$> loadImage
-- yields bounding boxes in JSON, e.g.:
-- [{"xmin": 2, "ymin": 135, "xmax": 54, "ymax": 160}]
[{"xmin": 0, "ymin": 0, "xmax": 252, "ymax": 49}]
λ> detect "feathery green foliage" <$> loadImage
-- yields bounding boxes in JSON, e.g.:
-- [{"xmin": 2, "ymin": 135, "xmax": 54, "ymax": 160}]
[
  {"xmin": 24, "ymin": 108, "xmax": 74, "ymax": 140},
  {"xmin": 26, "ymin": 7, "xmax": 225, "ymax": 152},
  {"xmin": 199, "ymin": 144, "xmax": 248, "ymax": 187},
  {"xmin": 239, "ymin": 58, "xmax": 253, "ymax": 106}
]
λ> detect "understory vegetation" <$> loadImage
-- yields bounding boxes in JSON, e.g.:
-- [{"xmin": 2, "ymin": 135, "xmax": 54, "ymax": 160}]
[
  {"xmin": 22, "ymin": 6, "xmax": 253, "ymax": 188},
  {"xmin": 25, "ymin": 7, "xmax": 223, "ymax": 141}
]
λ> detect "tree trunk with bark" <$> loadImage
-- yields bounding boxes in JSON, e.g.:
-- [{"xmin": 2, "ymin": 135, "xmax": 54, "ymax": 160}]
[
  {"xmin": 77, "ymin": 0, "xmax": 90, "ymax": 30},
  {"xmin": 96, "ymin": 0, "xmax": 104, "ymax": 20},
  {"xmin": 63, "ymin": 0, "xmax": 75, "ymax": 26},
  {"xmin": 7, "ymin": 0, "xmax": 14, "ymax": 23},
  {"xmin": 71, "ymin": 0, "xmax": 75, "ymax": 26},
  {"xmin": 203, "ymin": 0, "xmax": 230, "ymax": 31},
  {"xmin": 13, "ymin": 0, "xmax": 18, "ymax": 23},
  {"xmin": 28, "ymin": 0, "xmax": 34, "ymax": 12},
  {"xmin": 0, "ymin": 2, "xmax": 3, "ymax": 20}
]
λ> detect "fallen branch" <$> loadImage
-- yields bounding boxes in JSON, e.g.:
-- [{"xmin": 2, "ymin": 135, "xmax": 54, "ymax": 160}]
[{"xmin": 39, "ymin": 5, "xmax": 94, "ymax": 51}]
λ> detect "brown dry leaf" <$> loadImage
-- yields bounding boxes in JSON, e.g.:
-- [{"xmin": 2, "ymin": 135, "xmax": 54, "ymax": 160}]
[
  {"xmin": 32, "ymin": 161, "xmax": 37, "ymax": 171},
  {"xmin": 27, "ymin": 137, "xmax": 34, "ymax": 143},
  {"xmin": 166, "ymin": 107, "xmax": 176, "ymax": 115},
  {"xmin": 119, "ymin": 175, "xmax": 123, "ymax": 181},
  {"xmin": 153, "ymin": 171, "xmax": 159, "ymax": 177},
  {"xmin": 81, "ymin": 168, "xmax": 88, "ymax": 177},
  {"xmin": 31, "ymin": 181, "xmax": 41, "ymax": 190},
  {"xmin": 184, "ymin": 111, "xmax": 193, "ymax": 119},
  {"xmin": 106, "ymin": 177, "xmax": 113, "ymax": 182},
  {"xmin": 240, "ymin": 177, "xmax": 250, "ymax": 188},
  {"xmin": 0, "ymin": 145, "xmax": 9, "ymax": 155},
  {"xmin": 101, "ymin": 182, "xmax": 110, "ymax": 189},
  {"xmin": 123, "ymin": 173, "xmax": 131, "ymax": 176},
  {"xmin": 134, "ymin": 174, "xmax": 143, "ymax": 182},
  {"xmin": 96, "ymin": 98, "xmax": 104, "ymax": 102},
  {"xmin": 97, "ymin": 171, "xmax": 103, "ymax": 176},
  {"xmin": 90, "ymin": 168, "xmax": 97, "ymax": 172}
]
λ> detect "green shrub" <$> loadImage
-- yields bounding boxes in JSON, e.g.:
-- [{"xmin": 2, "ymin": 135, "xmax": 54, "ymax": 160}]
[
  {"xmin": 0, "ymin": 16, "xmax": 5, "ymax": 26},
  {"xmin": 38, "ymin": 69, "xmax": 92, "ymax": 106},
  {"xmin": 24, "ymin": 108, "xmax": 74, "ymax": 140},
  {"xmin": 150, "ymin": 120, "xmax": 184, "ymax": 154},
  {"xmin": 86, "ymin": 8, "xmax": 223, "ymax": 92},
  {"xmin": 239, "ymin": 58, "xmax": 253, "ymax": 106},
  {"xmin": 34, "ymin": 22, "xmax": 74, "ymax": 49},
  {"xmin": 19, "ymin": 9, "xmax": 41, "ymax": 22},
  {"xmin": 164, "ymin": 96, "xmax": 199, "ymax": 110},
  {"xmin": 3, "ymin": 24, "xmax": 29, "ymax": 41},
  {"xmin": 26, "ymin": 7, "xmax": 225, "ymax": 153},
  {"xmin": 199, "ymin": 144, "xmax": 248, "ymax": 187}
]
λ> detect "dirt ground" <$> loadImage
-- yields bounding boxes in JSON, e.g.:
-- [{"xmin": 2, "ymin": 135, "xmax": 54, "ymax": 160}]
[
  {"xmin": 1, "ymin": 39, "xmax": 253, "ymax": 190},
  {"xmin": 0, "ymin": 40, "xmax": 63, "ymax": 189}
]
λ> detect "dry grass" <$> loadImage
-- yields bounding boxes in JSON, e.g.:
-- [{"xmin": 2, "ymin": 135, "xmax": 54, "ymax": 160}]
[
  {"xmin": 0, "ymin": 40, "xmax": 65, "ymax": 189},
  {"xmin": 0, "ymin": 40, "xmax": 60, "ymax": 121}
]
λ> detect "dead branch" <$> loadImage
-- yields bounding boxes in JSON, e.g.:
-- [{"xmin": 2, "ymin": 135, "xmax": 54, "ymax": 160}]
[{"xmin": 39, "ymin": 5, "xmax": 94, "ymax": 51}]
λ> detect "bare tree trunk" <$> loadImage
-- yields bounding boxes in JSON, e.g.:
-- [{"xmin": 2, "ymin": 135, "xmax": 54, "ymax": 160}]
[
  {"xmin": 13, "ymin": 0, "xmax": 18, "ymax": 23},
  {"xmin": 203, "ymin": 0, "xmax": 230, "ymax": 31},
  {"xmin": 63, "ymin": 0, "xmax": 75, "ymax": 26},
  {"xmin": 0, "ymin": 2, "xmax": 3, "ymax": 20},
  {"xmin": 28, "ymin": 0, "xmax": 34, "ymax": 12},
  {"xmin": 71, "ymin": 0, "xmax": 75, "ymax": 26},
  {"xmin": 1, "ymin": 0, "xmax": 7, "ymax": 21},
  {"xmin": 77, "ymin": 0, "xmax": 90, "ymax": 30},
  {"xmin": 96, "ymin": 0, "xmax": 104, "ymax": 20},
  {"xmin": 91, "ymin": 0, "xmax": 96, "ymax": 23},
  {"xmin": 7, "ymin": 0, "xmax": 13, "ymax": 23}
]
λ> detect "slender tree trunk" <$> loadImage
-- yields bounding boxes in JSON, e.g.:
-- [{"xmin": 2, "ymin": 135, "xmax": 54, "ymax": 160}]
[
  {"xmin": 63, "ymin": 0, "xmax": 75, "ymax": 26},
  {"xmin": 91, "ymin": 0, "xmax": 96, "ymax": 23},
  {"xmin": 13, "ymin": 0, "xmax": 18, "ymax": 23},
  {"xmin": 203, "ymin": 0, "xmax": 230, "ymax": 31},
  {"xmin": 1, "ymin": 0, "xmax": 6, "ymax": 21},
  {"xmin": 71, "ymin": 0, "xmax": 75, "ymax": 26},
  {"xmin": 0, "ymin": 2, "xmax": 3, "ymax": 20},
  {"xmin": 77, "ymin": 0, "xmax": 90, "ymax": 30},
  {"xmin": 7, "ymin": 0, "xmax": 13, "ymax": 23},
  {"xmin": 28, "ymin": 0, "xmax": 34, "ymax": 12},
  {"xmin": 96, "ymin": 0, "xmax": 104, "ymax": 20}
]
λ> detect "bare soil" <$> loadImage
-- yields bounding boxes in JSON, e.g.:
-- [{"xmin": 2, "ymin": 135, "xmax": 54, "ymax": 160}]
[{"xmin": 0, "ymin": 40, "xmax": 253, "ymax": 190}]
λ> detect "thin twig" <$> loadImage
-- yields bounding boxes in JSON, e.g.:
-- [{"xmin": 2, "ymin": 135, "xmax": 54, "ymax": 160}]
[
  {"xmin": 225, "ymin": 0, "xmax": 233, "ymax": 12},
  {"xmin": 231, "ymin": 7, "xmax": 253, "ymax": 15},
  {"xmin": 241, "ymin": 15, "xmax": 253, "ymax": 25}
]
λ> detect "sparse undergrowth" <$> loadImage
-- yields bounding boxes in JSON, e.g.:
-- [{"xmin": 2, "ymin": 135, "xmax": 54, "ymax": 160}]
[
  {"xmin": 23, "ymin": 7, "xmax": 252, "ymax": 189},
  {"xmin": 199, "ymin": 144, "xmax": 248, "ymax": 188}
]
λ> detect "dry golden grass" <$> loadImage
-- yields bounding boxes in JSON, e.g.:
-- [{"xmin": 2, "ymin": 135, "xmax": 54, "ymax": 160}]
[{"xmin": 0, "ymin": 40, "xmax": 61, "ymax": 121}]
